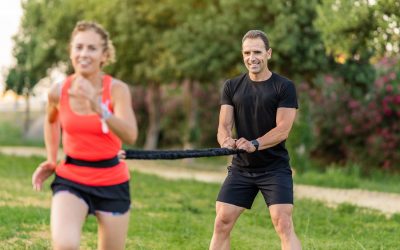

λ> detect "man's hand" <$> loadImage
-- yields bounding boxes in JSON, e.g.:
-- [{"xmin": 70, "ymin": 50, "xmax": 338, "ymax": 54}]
[
  {"xmin": 221, "ymin": 137, "xmax": 237, "ymax": 149},
  {"xmin": 236, "ymin": 138, "xmax": 256, "ymax": 153}
]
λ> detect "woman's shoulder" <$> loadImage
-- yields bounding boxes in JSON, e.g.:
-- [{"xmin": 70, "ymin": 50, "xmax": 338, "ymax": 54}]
[
  {"xmin": 109, "ymin": 77, "xmax": 131, "ymax": 99},
  {"xmin": 47, "ymin": 80, "xmax": 65, "ymax": 103},
  {"xmin": 110, "ymin": 77, "xmax": 130, "ymax": 91}
]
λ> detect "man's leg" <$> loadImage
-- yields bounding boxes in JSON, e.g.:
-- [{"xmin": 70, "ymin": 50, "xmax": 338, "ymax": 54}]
[
  {"xmin": 209, "ymin": 202, "xmax": 245, "ymax": 250},
  {"xmin": 269, "ymin": 204, "xmax": 301, "ymax": 250}
]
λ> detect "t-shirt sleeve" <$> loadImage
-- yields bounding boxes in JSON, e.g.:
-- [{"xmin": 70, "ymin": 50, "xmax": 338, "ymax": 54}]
[
  {"xmin": 220, "ymin": 79, "xmax": 233, "ymax": 106},
  {"xmin": 278, "ymin": 81, "xmax": 299, "ymax": 109}
]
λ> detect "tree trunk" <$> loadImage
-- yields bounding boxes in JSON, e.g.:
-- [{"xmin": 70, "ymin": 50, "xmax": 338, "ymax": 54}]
[
  {"xmin": 23, "ymin": 92, "xmax": 31, "ymax": 139},
  {"xmin": 144, "ymin": 83, "xmax": 162, "ymax": 150},
  {"xmin": 182, "ymin": 80, "xmax": 199, "ymax": 150}
]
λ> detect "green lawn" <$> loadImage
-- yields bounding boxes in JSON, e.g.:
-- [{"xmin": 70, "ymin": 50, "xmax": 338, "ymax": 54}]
[
  {"xmin": 0, "ymin": 154, "xmax": 399, "ymax": 249},
  {"xmin": 294, "ymin": 165, "xmax": 400, "ymax": 194},
  {"xmin": 127, "ymin": 157, "xmax": 400, "ymax": 194}
]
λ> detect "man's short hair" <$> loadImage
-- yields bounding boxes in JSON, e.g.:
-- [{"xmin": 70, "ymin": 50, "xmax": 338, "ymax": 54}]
[{"xmin": 242, "ymin": 30, "xmax": 270, "ymax": 50}]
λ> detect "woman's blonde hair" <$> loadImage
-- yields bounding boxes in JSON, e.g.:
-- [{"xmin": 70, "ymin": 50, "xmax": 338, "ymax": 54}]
[{"xmin": 70, "ymin": 21, "xmax": 116, "ymax": 67}]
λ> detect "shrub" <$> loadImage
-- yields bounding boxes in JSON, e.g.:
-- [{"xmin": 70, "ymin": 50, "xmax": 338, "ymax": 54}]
[{"xmin": 308, "ymin": 57, "xmax": 400, "ymax": 172}]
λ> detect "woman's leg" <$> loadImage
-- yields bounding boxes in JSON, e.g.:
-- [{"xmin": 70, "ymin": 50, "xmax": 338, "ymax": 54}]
[
  {"xmin": 96, "ymin": 210, "xmax": 130, "ymax": 250},
  {"xmin": 51, "ymin": 191, "xmax": 88, "ymax": 250}
]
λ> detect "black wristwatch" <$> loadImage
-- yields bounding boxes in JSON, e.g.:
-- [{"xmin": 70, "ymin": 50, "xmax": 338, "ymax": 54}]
[{"xmin": 251, "ymin": 139, "xmax": 259, "ymax": 151}]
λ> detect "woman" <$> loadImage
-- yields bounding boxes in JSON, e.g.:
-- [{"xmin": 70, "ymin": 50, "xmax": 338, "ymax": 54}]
[{"xmin": 32, "ymin": 21, "xmax": 138, "ymax": 250}]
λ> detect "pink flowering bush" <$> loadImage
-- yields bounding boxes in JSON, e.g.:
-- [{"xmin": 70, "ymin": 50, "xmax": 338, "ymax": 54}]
[{"xmin": 308, "ymin": 57, "xmax": 400, "ymax": 172}]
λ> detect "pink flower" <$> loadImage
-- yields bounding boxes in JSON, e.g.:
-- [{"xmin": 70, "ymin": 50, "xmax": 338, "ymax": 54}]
[
  {"xmin": 344, "ymin": 125, "xmax": 353, "ymax": 134},
  {"xmin": 299, "ymin": 83, "xmax": 309, "ymax": 91},
  {"xmin": 324, "ymin": 75, "xmax": 335, "ymax": 85},
  {"xmin": 394, "ymin": 95, "xmax": 400, "ymax": 104},
  {"xmin": 386, "ymin": 84, "xmax": 394, "ymax": 93},
  {"xmin": 368, "ymin": 102, "xmax": 377, "ymax": 109},
  {"xmin": 384, "ymin": 108, "xmax": 393, "ymax": 116},
  {"xmin": 380, "ymin": 128, "xmax": 390, "ymax": 138},
  {"xmin": 382, "ymin": 160, "xmax": 391, "ymax": 170},
  {"xmin": 375, "ymin": 78, "xmax": 384, "ymax": 89},
  {"xmin": 348, "ymin": 100, "xmax": 359, "ymax": 109},
  {"xmin": 382, "ymin": 76, "xmax": 389, "ymax": 84}
]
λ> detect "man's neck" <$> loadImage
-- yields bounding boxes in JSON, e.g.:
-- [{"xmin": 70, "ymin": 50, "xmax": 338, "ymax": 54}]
[{"xmin": 248, "ymin": 70, "xmax": 272, "ymax": 82}]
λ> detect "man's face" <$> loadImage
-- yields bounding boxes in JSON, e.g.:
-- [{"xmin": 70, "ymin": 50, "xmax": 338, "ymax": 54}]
[{"xmin": 242, "ymin": 38, "xmax": 271, "ymax": 75}]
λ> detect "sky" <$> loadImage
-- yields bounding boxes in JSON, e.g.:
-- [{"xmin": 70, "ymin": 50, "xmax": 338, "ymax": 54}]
[{"xmin": 0, "ymin": 1, "xmax": 22, "ymax": 92}]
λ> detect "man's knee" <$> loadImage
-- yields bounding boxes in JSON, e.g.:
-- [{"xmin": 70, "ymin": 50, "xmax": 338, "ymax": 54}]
[
  {"xmin": 214, "ymin": 213, "xmax": 236, "ymax": 234},
  {"xmin": 272, "ymin": 214, "xmax": 292, "ymax": 238}
]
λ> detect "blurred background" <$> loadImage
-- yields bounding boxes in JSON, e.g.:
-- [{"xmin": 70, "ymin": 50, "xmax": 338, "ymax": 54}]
[
  {"xmin": 1, "ymin": 0, "xmax": 399, "ymax": 175},
  {"xmin": 1, "ymin": 1, "xmax": 400, "ymax": 248}
]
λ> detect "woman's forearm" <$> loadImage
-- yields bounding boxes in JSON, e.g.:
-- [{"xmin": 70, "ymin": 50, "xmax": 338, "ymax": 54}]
[{"xmin": 44, "ymin": 110, "xmax": 61, "ymax": 164}]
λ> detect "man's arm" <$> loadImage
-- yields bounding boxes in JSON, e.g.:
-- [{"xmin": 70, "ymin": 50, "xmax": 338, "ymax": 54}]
[
  {"xmin": 217, "ymin": 104, "xmax": 236, "ymax": 148},
  {"xmin": 236, "ymin": 107, "xmax": 297, "ymax": 152}
]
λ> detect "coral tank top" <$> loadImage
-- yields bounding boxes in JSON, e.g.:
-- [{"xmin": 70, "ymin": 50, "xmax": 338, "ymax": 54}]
[{"xmin": 55, "ymin": 75, "xmax": 130, "ymax": 186}]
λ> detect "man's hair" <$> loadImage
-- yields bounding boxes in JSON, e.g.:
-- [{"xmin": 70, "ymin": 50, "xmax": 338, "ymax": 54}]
[{"xmin": 242, "ymin": 30, "xmax": 270, "ymax": 50}]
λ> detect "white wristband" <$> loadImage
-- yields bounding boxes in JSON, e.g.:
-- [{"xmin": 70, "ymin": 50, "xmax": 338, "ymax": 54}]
[
  {"xmin": 99, "ymin": 101, "xmax": 111, "ymax": 134},
  {"xmin": 101, "ymin": 103, "xmax": 112, "ymax": 120}
]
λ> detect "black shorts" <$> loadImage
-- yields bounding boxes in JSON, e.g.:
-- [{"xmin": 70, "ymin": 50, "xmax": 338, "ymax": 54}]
[
  {"xmin": 217, "ymin": 166, "xmax": 293, "ymax": 209},
  {"xmin": 51, "ymin": 175, "xmax": 131, "ymax": 215}
]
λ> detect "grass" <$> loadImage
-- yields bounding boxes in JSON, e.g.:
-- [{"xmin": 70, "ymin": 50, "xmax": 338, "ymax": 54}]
[
  {"xmin": 130, "ymin": 158, "xmax": 400, "ymax": 194},
  {"xmin": 0, "ymin": 154, "xmax": 399, "ymax": 249},
  {"xmin": 294, "ymin": 164, "xmax": 400, "ymax": 193}
]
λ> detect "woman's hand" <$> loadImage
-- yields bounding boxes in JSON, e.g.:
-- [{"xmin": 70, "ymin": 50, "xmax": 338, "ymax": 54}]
[
  {"xmin": 68, "ymin": 75, "xmax": 102, "ymax": 114},
  {"xmin": 118, "ymin": 150, "xmax": 126, "ymax": 159},
  {"xmin": 32, "ymin": 161, "xmax": 57, "ymax": 191}
]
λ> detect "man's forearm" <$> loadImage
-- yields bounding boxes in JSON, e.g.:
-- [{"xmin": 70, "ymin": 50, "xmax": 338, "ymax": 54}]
[
  {"xmin": 217, "ymin": 128, "xmax": 232, "ymax": 146},
  {"xmin": 257, "ymin": 126, "xmax": 290, "ymax": 150}
]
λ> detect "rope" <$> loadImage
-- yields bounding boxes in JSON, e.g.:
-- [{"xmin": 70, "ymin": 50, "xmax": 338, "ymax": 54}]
[{"xmin": 124, "ymin": 148, "xmax": 245, "ymax": 160}]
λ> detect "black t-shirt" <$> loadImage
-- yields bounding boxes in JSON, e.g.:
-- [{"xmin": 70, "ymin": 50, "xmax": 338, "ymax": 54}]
[{"xmin": 221, "ymin": 72, "xmax": 298, "ymax": 171}]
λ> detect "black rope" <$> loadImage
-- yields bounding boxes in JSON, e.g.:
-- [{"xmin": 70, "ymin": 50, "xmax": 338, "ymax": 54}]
[{"xmin": 124, "ymin": 148, "xmax": 245, "ymax": 160}]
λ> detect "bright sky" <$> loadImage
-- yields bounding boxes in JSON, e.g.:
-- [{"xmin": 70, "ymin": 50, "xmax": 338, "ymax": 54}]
[{"xmin": 0, "ymin": 1, "xmax": 22, "ymax": 92}]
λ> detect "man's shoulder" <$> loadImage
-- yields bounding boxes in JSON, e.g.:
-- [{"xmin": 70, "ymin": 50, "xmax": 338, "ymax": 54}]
[
  {"xmin": 272, "ymin": 72, "xmax": 293, "ymax": 85},
  {"xmin": 225, "ymin": 73, "xmax": 248, "ymax": 86}
]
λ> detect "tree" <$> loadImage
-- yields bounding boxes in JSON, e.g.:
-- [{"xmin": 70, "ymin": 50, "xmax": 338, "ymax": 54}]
[{"xmin": 315, "ymin": 0, "xmax": 400, "ymax": 58}]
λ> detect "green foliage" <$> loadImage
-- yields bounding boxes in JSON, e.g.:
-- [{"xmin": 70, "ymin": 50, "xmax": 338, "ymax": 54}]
[
  {"xmin": 286, "ymin": 96, "xmax": 315, "ymax": 173},
  {"xmin": 7, "ymin": 0, "xmax": 331, "ymax": 145},
  {"xmin": 315, "ymin": 0, "xmax": 400, "ymax": 58},
  {"xmin": 6, "ymin": 0, "xmax": 399, "ymax": 157}
]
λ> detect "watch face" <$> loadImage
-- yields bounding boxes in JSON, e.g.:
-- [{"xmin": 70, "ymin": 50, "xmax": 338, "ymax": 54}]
[{"xmin": 251, "ymin": 140, "xmax": 259, "ymax": 149}]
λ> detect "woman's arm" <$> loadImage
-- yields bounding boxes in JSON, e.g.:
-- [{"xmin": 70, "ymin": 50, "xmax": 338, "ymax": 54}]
[
  {"xmin": 105, "ymin": 79, "xmax": 138, "ymax": 145},
  {"xmin": 32, "ymin": 83, "xmax": 61, "ymax": 191}
]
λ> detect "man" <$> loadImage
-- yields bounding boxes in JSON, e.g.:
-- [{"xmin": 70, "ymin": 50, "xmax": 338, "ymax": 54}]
[{"xmin": 209, "ymin": 30, "xmax": 301, "ymax": 250}]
